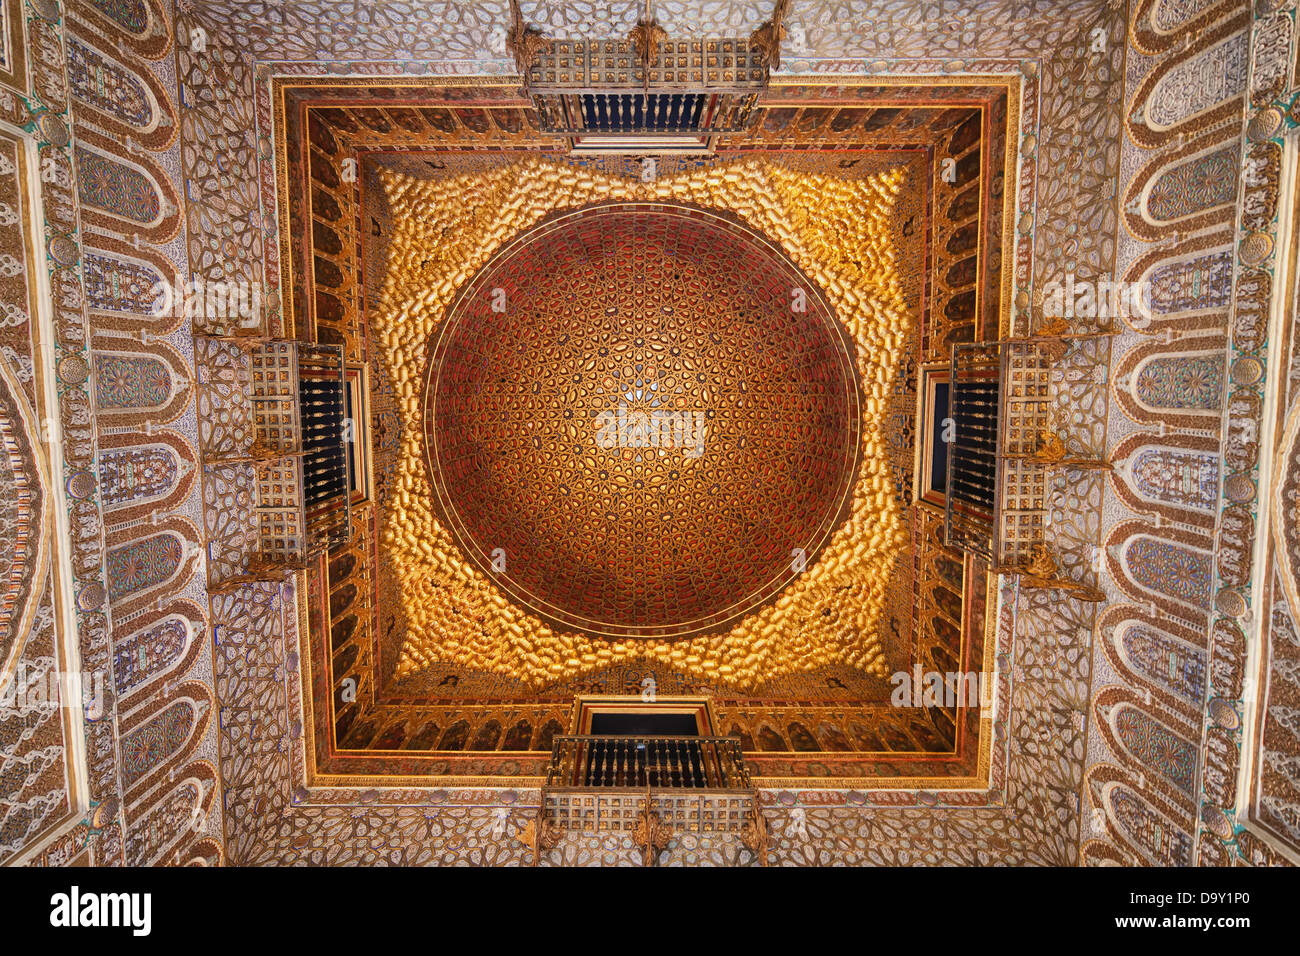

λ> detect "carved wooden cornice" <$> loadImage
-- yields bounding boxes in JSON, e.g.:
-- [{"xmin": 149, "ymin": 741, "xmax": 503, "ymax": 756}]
[
  {"xmin": 628, "ymin": 17, "xmax": 669, "ymax": 92},
  {"xmin": 506, "ymin": 0, "xmax": 550, "ymax": 93},
  {"xmin": 750, "ymin": 0, "xmax": 793, "ymax": 71}
]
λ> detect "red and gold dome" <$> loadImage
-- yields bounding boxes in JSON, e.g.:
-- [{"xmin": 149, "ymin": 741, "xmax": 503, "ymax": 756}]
[
  {"xmin": 423, "ymin": 203, "xmax": 861, "ymax": 639},
  {"xmin": 377, "ymin": 158, "xmax": 906, "ymax": 688}
]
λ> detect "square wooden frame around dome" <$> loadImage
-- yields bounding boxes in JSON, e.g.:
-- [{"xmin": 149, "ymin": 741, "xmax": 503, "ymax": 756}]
[{"xmin": 263, "ymin": 74, "xmax": 1017, "ymax": 792}]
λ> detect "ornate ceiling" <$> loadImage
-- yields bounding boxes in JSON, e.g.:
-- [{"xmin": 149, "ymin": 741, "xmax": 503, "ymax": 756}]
[
  {"xmin": 184, "ymin": 0, "xmax": 1114, "ymax": 63},
  {"xmin": 420, "ymin": 202, "xmax": 866, "ymax": 643},
  {"xmin": 381, "ymin": 163, "xmax": 907, "ymax": 687},
  {"xmin": 272, "ymin": 72, "xmax": 1013, "ymax": 789},
  {"xmin": 2, "ymin": 0, "xmax": 1292, "ymax": 872}
]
